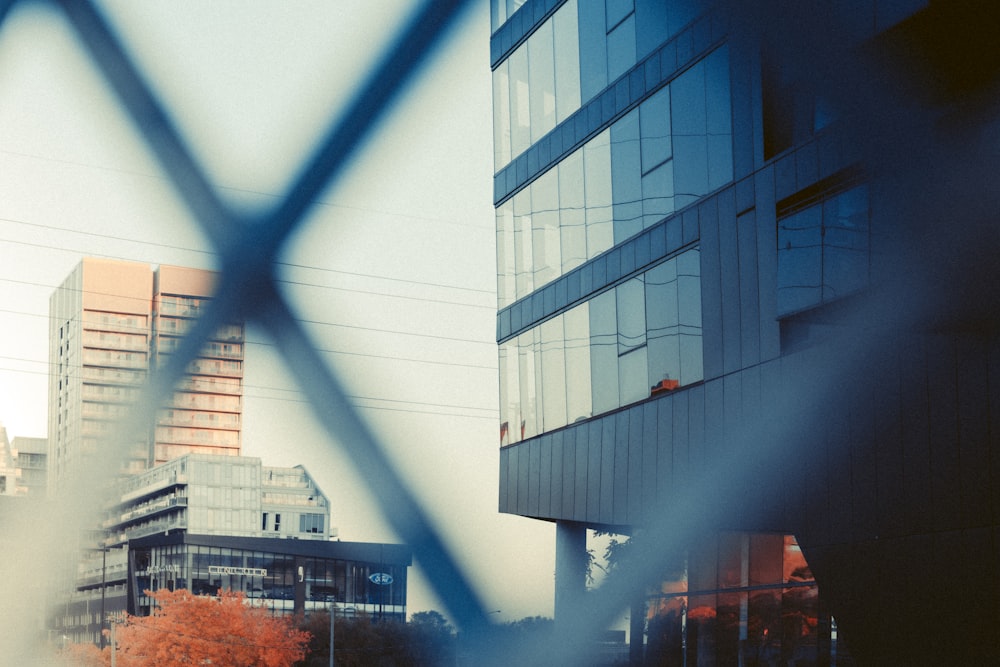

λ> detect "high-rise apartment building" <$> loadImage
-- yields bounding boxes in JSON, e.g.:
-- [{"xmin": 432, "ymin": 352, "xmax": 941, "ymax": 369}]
[
  {"xmin": 492, "ymin": 1, "xmax": 1000, "ymax": 663},
  {"xmin": 48, "ymin": 258, "xmax": 244, "ymax": 493}
]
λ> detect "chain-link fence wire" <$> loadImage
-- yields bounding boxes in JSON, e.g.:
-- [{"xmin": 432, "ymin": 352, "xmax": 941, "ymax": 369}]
[{"xmin": 4, "ymin": 0, "xmax": 999, "ymax": 664}]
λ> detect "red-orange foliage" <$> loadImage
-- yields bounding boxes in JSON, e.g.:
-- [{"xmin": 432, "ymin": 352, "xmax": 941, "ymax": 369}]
[{"xmin": 107, "ymin": 589, "xmax": 310, "ymax": 667}]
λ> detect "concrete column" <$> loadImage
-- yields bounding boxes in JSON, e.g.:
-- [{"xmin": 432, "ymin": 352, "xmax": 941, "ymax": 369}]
[{"xmin": 553, "ymin": 521, "xmax": 588, "ymax": 628}]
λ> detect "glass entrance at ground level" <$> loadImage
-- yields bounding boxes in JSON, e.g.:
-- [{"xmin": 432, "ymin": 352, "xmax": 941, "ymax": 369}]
[{"xmin": 644, "ymin": 533, "xmax": 854, "ymax": 666}]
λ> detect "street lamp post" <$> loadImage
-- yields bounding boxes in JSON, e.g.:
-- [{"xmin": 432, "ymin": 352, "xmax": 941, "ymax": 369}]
[
  {"xmin": 329, "ymin": 602, "xmax": 335, "ymax": 667},
  {"xmin": 100, "ymin": 547, "xmax": 107, "ymax": 649}
]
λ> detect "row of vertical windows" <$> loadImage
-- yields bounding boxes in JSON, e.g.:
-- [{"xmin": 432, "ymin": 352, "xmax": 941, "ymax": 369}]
[
  {"xmin": 493, "ymin": 0, "xmax": 581, "ymax": 169},
  {"xmin": 491, "ymin": 0, "xmax": 529, "ymax": 33},
  {"xmin": 496, "ymin": 46, "xmax": 731, "ymax": 309},
  {"xmin": 493, "ymin": 0, "xmax": 706, "ymax": 171},
  {"xmin": 499, "ymin": 248, "xmax": 701, "ymax": 445}
]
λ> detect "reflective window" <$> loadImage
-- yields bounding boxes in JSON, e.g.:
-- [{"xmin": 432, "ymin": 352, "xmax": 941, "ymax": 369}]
[
  {"xmin": 493, "ymin": 0, "xmax": 582, "ymax": 170},
  {"xmin": 564, "ymin": 303, "xmax": 592, "ymax": 424},
  {"xmin": 532, "ymin": 168, "xmax": 561, "ymax": 287},
  {"xmin": 513, "ymin": 188, "xmax": 534, "ymax": 298},
  {"xmin": 540, "ymin": 317, "xmax": 567, "ymax": 430},
  {"xmin": 589, "ymin": 288, "xmax": 620, "ymax": 416},
  {"xmin": 496, "ymin": 198, "xmax": 516, "ymax": 309},
  {"xmin": 499, "ymin": 339, "xmax": 520, "ymax": 447},
  {"xmin": 777, "ymin": 183, "xmax": 869, "ymax": 316},
  {"xmin": 611, "ymin": 109, "xmax": 643, "ymax": 243},
  {"xmin": 616, "ymin": 277, "xmax": 648, "ymax": 405},
  {"xmin": 671, "ymin": 46, "xmax": 733, "ymax": 209},
  {"xmin": 493, "ymin": 56, "xmax": 512, "ymax": 168},
  {"xmin": 559, "ymin": 150, "xmax": 587, "ymax": 273},
  {"xmin": 553, "ymin": 0, "xmax": 581, "ymax": 122},
  {"xmin": 495, "ymin": 48, "xmax": 730, "ymax": 306},
  {"xmin": 517, "ymin": 329, "xmax": 541, "ymax": 440},
  {"xmin": 584, "ymin": 130, "xmax": 614, "ymax": 260},
  {"xmin": 676, "ymin": 250, "xmax": 704, "ymax": 382},
  {"xmin": 606, "ymin": 11, "xmax": 637, "ymax": 83},
  {"xmin": 508, "ymin": 45, "xmax": 531, "ymax": 163},
  {"xmin": 496, "ymin": 128, "xmax": 614, "ymax": 309},
  {"xmin": 528, "ymin": 20, "xmax": 557, "ymax": 143},
  {"xmin": 646, "ymin": 533, "xmax": 845, "ymax": 666},
  {"xmin": 498, "ymin": 248, "xmax": 702, "ymax": 444},
  {"xmin": 491, "ymin": 0, "xmax": 529, "ymax": 33}
]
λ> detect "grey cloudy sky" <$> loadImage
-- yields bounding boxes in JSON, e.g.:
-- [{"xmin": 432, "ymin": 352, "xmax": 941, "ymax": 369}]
[{"xmin": 0, "ymin": 0, "xmax": 558, "ymax": 621}]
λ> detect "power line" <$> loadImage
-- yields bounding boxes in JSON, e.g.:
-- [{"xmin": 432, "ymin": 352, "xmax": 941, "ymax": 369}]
[
  {"xmin": 0, "ymin": 147, "xmax": 494, "ymax": 232},
  {"xmin": 0, "ymin": 235, "xmax": 495, "ymax": 309},
  {"xmin": 0, "ymin": 362, "xmax": 496, "ymax": 421},
  {"xmin": 0, "ymin": 294, "xmax": 497, "ymax": 347}
]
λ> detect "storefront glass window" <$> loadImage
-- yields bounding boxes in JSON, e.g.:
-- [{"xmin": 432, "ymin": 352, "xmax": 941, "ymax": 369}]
[{"xmin": 644, "ymin": 533, "xmax": 838, "ymax": 666}]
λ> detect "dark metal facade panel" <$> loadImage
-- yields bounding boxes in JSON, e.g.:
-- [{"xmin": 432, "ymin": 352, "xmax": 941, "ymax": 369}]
[
  {"xmin": 528, "ymin": 437, "xmax": 542, "ymax": 517},
  {"xmin": 849, "ymin": 367, "xmax": 879, "ymax": 543},
  {"xmin": 574, "ymin": 424, "xmax": 589, "ymax": 521},
  {"xmin": 656, "ymin": 393, "xmax": 675, "ymax": 499},
  {"xmin": 587, "ymin": 419, "xmax": 604, "ymax": 523},
  {"xmin": 626, "ymin": 407, "xmax": 645, "ymax": 523},
  {"xmin": 671, "ymin": 389, "xmax": 690, "ymax": 506},
  {"xmin": 927, "ymin": 337, "xmax": 961, "ymax": 533},
  {"xmin": 731, "ymin": 44, "xmax": 757, "ymax": 181},
  {"xmin": 548, "ymin": 430, "xmax": 563, "ymax": 520},
  {"xmin": 897, "ymin": 335, "xmax": 931, "ymax": 535},
  {"xmin": 685, "ymin": 384, "xmax": 706, "ymax": 480},
  {"xmin": 699, "ymin": 194, "xmax": 724, "ymax": 381},
  {"xmin": 560, "ymin": 427, "xmax": 576, "ymax": 519},
  {"xmin": 957, "ymin": 337, "xmax": 992, "ymax": 530},
  {"xmin": 737, "ymin": 210, "xmax": 761, "ymax": 367},
  {"xmin": 990, "ymin": 349, "xmax": 1000, "ymax": 528},
  {"xmin": 498, "ymin": 445, "xmax": 509, "ymax": 512},
  {"xmin": 872, "ymin": 343, "xmax": 904, "ymax": 540},
  {"xmin": 640, "ymin": 402, "xmax": 659, "ymax": 519},
  {"xmin": 718, "ymin": 187, "xmax": 742, "ymax": 375},
  {"xmin": 539, "ymin": 432, "xmax": 554, "ymax": 518},
  {"xmin": 612, "ymin": 411, "xmax": 630, "ymax": 525},
  {"xmin": 753, "ymin": 166, "xmax": 780, "ymax": 362},
  {"xmin": 517, "ymin": 438, "xmax": 530, "ymax": 517}
]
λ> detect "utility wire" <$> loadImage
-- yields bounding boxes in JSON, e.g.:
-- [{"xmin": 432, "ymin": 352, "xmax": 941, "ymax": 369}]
[
  {"xmin": 0, "ymin": 146, "xmax": 493, "ymax": 232},
  {"xmin": 0, "ymin": 236, "xmax": 495, "ymax": 309}
]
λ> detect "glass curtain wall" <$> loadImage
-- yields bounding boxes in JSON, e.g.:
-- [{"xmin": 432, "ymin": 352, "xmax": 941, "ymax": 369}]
[
  {"xmin": 499, "ymin": 248, "xmax": 701, "ymax": 446},
  {"xmin": 496, "ymin": 46, "xmax": 731, "ymax": 309},
  {"xmin": 645, "ymin": 533, "xmax": 847, "ymax": 666},
  {"xmin": 777, "ymin": 183, "xmax": 869, "ymax": 316},
  {"xmin": 134, "ymin": 544, "xmax": 406, "ymax": 619},
  {"xmin": 493, "ymin": 0, "xmax": 581, "ymax": 169}
]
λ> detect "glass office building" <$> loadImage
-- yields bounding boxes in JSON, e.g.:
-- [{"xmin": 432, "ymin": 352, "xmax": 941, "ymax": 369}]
[
  {"xmin": 62, "ymin": 533, "xmax": 409, "ymax": 646},
  {"xmin": 491, "ymin": 1, "xmax": 1000, "ymax": 664},
  {"xmin": 60, "ymin": 454, "xmax": 408, "ymax": 645}
]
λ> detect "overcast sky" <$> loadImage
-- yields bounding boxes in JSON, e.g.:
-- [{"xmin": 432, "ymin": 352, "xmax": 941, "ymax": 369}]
[{"xmin": 0, "ymin": 0, "xmax": 559, "ymax": 622}]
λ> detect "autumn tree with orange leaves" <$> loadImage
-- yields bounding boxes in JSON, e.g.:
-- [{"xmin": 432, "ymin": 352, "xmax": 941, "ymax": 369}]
[{"xmin": 67, "ymin": 588, "xmax": 310, "ymax": 667}]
